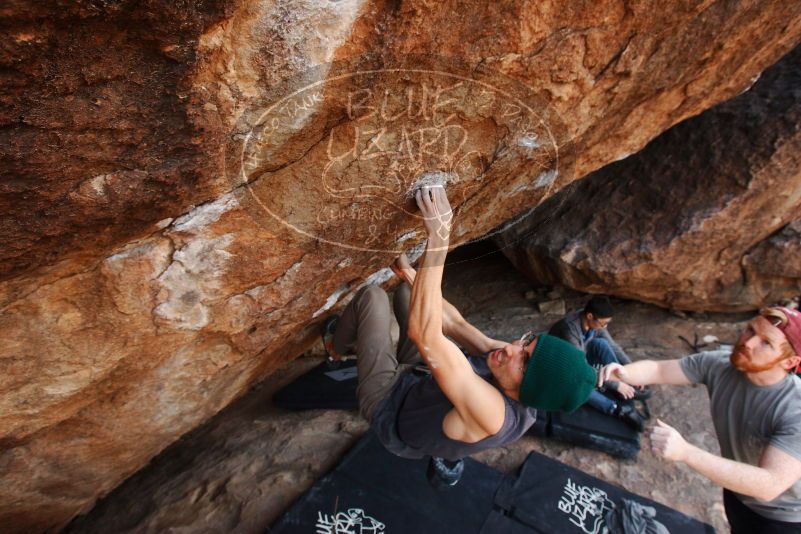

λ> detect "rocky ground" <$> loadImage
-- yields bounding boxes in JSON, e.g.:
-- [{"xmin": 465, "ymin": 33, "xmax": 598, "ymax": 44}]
[{"xmin": 67, "ymin": 244, "xmax": 751, "ymax": 533}]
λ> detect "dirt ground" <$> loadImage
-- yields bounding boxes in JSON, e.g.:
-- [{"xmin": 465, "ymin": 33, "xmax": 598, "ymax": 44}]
[{"xmin": 67, "ymin": 244, "xmax": 752, "ymax": 533}]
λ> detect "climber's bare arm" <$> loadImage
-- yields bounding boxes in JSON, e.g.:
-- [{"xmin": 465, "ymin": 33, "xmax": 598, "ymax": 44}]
[
  {"xmin": 406, "ymin": 187, "xmax": 506, "ymax": 440},
  {"xmin": 393, "ymin": 253, "xmax": 505, "ymax": 355}
]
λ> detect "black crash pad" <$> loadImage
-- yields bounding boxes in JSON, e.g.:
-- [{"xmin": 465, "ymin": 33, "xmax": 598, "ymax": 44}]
[
  {"xmin": 273, "ymin": 360, "xmax": 360, "ymax": 411},
  {"xmin": 270, "ymin": 431, "xmax": 712, "ymax": 534},
  {"xmin": 547, "ymin": 403, "xmax": 641, "ymax": 459},
  {"xmin": 483, "ymin": 450, "xmax": 714, "ymax": 534},
  {"xmin": 269, "ymin": 430, "xmax": 504, "ymax": 533}
]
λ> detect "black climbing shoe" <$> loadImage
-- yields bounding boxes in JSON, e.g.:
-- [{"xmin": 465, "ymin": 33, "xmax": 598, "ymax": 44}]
[
  {"xmin": 426, "ymin": 457, "xmax": 464, "ymax": 489},
  {"xmin": 320, "ymin": 315, "xmax": 341, "ymax": 369},
  {"xmin": 614, "ymin": 403, "xmax": 646, "ymax": 432}
]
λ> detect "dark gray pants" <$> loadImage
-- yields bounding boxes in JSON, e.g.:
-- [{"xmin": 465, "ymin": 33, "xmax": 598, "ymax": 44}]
[{"xmin": 333, "ymin": 284, "xmax": 423, "ymax": 421}]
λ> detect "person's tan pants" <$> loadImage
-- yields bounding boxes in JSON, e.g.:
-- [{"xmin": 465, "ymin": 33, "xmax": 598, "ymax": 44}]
[{"xmin": 333, "ymin": 284, "xmax": 423, "ymax": 421}]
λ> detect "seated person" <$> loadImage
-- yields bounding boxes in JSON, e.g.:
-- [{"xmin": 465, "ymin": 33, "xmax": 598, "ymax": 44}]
[
  {"xmin": 324, "ymin": 186, "xmax": 597, "ymax": 486},
  {"xmin": 549, "ymin": 296, "xmax": 648, "ymax": 429}
]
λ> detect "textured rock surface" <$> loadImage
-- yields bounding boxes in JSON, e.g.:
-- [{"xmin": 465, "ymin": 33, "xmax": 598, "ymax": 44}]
[
  {"xmin": 499, "ymin": 44, "xmax": 801, "ymax": 311},
  {"xmin": 0, "ymin": 0, "xmax": 234, "ymax": 282},
  {"xmin": 3, "ymin": 1, "xmax": 801, "ymax": 531},
  {"xmin": 743, "ymin": 219, "xmax": 801, "ymax": 299},
  {"xmin": 66, "ymin": 250, "xmax": 745, "ymax": 534}
]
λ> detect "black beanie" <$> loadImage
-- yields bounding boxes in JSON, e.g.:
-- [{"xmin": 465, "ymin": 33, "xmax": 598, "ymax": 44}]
[{"xmin": 584, "ymin": 296, "xmax": 614, "ymax": 318}]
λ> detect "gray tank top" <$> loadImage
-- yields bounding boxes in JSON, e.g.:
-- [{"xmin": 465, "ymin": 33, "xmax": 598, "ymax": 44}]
[{"xmin": 388, "ymin": 355, "xmax": 537, "ymax": 461}]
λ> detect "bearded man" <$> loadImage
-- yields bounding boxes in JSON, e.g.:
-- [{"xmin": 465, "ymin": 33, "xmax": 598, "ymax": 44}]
[{"xmin": 598, "ymin": 307, "xmax": 801, "ymax": 533}]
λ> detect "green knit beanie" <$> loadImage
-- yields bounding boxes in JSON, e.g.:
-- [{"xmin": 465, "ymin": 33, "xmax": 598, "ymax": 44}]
[{"xmin": 519, "ymin": 334, "xmax": 597, "ymax": 412}]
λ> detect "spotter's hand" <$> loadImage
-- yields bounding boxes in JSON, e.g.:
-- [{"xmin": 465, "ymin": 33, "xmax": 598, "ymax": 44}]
[
  {"xmin": 650, "ymin": 419, "xmax": 690, "ymax": 462},
  {"xmin": 415, "ymin": 185, "xmax": 453, "ymax": 242},
  {"xmin": 597, "ymin": 363, "xmax": 627, "ymax": 387}
]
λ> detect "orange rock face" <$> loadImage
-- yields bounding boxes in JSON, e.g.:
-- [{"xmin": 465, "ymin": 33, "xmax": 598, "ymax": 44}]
[
  {"xmin": 2, "ymin": 1, "xmax": 801, "ymax": 531},
  {"xmin": 498, "ymin": 45, "xmax": 801, "ymax": 312}
]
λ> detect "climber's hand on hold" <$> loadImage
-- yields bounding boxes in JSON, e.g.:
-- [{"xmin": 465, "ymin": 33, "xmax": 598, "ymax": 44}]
[{"xmin": 415, "ymin": 185, "xmax": 452, "ymax": 245}]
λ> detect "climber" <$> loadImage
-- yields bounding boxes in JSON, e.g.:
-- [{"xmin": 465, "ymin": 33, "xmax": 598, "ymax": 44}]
[
  {"xmin": 322, "ymin": 185, "xmax": 597, "ymax": 487},
  {"xmin": 549, "ymin": 297, "xmax": 651, "ymax": 430},
  {"xmin": 597, "ymin": 307, "xmax": 801, "ymax": 534}
]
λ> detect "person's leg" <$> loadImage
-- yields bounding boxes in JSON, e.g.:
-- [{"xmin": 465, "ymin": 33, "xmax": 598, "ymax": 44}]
[
  {"xmin": 585, "ymin": 337, "xmax": 619, "ymax": 368},
  {"xmin": 724, "ymin": 490, "xmax": 801, "ymax": 533},
  {"xmin": 589, "ymin": 336, "xmax": 653, "ymax": 400},
  {"xmin": 585, "ymin": 390, "xmax": 616, "ymax": 414},
  {"xmin": 583, "ymin": 340, "xmax": 617, "ymax": 415},
  {"xmin": 724, "ymin": 490, "xmax": 759, "ymax": 534},
  {"xmin": 586, "ymin": 391, "xmax": 646, "ymax": 431},
  {"xmin": 333, "ymin": 285, "xmax": 400, "ymax": 422},
  {"xmin": 393, "ymin": 283, "xmax": 423, "ymax": 366}
]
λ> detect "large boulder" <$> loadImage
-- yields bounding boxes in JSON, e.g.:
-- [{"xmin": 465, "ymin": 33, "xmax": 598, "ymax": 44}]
[
  {"xmin": 2, "ymin": 1, "xmax": 801, "ymax": 531},
  {"xmin": 498, "ymin": 43, "xmax": 801, "ymax": 312}
]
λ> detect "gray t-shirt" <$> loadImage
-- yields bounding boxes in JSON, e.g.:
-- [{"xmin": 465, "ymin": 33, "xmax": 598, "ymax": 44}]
[{"xmin": 680, "ymin": 350, "xmax": 801, "ymax": 521}]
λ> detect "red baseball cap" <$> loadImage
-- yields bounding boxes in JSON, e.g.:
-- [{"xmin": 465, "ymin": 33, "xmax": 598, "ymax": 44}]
[{"xmin": 768, "ymin": 307, "xmax": 801, "ymax": 373}]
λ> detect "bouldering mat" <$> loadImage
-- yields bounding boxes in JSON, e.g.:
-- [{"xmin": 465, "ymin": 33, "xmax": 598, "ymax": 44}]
[
  {"xmin": 269, "ymin": 430, "xmax": 505, "ymax": 533},
  {"xmin": 482, "ymin": 450, "xmax": 714, "ymax": 534},
  {"xmin": 548, "ymin": 403, "xmax": 641, "ymax": 459},
  {"xmin": 273, "ymin": 360, "xmax": 359, "ymax": 411}
]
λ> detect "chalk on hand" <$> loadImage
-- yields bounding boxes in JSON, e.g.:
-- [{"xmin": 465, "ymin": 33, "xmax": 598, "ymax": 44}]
[{"xmin": 406, "ymin": 170, "xmax": 455, "ymax": 199}]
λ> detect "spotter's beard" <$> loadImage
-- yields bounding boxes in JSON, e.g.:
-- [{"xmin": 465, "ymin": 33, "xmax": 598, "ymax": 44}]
[{"xmin": 729, "ymin": 342, "xmax": 786, "ymax": 373}]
